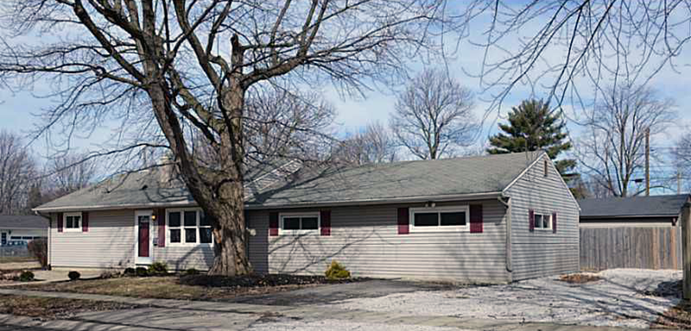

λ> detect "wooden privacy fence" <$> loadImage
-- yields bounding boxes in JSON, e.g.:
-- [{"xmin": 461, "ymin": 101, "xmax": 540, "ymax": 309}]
[{"xmin": 580, "ymin": 227, "xmax": 682, "ymax": 271}]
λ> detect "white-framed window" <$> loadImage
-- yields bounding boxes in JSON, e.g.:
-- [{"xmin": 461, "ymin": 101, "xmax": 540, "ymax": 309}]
[
  {"xmin": 279, "ymin": 212, "xmax": 319, "ymax": 234},
  {"xmin": 409, "ymin": 206, "xmax": 469, "ymax": 232},
  {"xmin": 534, "ymin": 212, "xmax": 552, "ymax": 230},
  {"xmin": 64, "ymin": 212, "xmax": 82, "ymax": 232},
  {"xmin": 167, "ymin": 208, "xmax": 213, "ymax": 246}
]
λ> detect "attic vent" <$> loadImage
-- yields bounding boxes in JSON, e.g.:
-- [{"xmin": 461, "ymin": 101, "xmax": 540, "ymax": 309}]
[
  {"xmin": 544, "ymin": 159, "xmax": 549, "ymax": 177},
  {"xmin": 141, "ymin": 185, "xmax": 148, "ymax": 190}
]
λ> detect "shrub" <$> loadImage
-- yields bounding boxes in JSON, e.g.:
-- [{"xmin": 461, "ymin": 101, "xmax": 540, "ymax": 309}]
[
  {"xmin": 325, "ymin": 260, "xmax": 351, "ymax": 280},
  {"xmin": 148, "ymin": 261, "xmax": 168, "ymax": 276},
  {"xmin": 184, "ymin": 268, "xmax": 200, "ymax": 276},
  {"xmin": 27, "ymin": 239, "xmax": 48, "ymax": 268},
  {"xmin": 135, "ymin": 267, "xmax": 149, "ymax": 277},
  {"xmin": 123, "ymin": 267, "xmax": 136, "ymax": 276},
  {"xmin": 18, "ymin": 271, "xmax": 34, "ymax": 282},
  {"xmin": 68, "ymin": 271, "xmax": 81, "ymax": 281}
]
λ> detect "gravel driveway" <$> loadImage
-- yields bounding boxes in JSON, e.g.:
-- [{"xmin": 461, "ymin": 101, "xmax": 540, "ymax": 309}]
[{"xmin": 328, "ymin": 269, "xmax": 681, "ymax": 329}]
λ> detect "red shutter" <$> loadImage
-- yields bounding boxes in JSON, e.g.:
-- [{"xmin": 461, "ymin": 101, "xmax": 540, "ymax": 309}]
[
  {"xmin": 320, "ymin": 210, "xmax": 331, "ymax": 236},
  {"xmin": 57, "ymin": 213, "xmax": 63, "ymax": 233},
  {"xmin": 552, "ymin": 212, "xmax": 557, "ymax": 233},
  {"xmin": 529, "ymin": 209, "xmax": 535, "ymax": 232},
  {"xmin": 157, "ymin": 208, "xmax": 166, "ymax": 247},
  {"xmin": 397, "ymin": 208, "xmax": 409, "ymax": 234},
  {"xmin": 269, "ymin": 212, "xmax": 279, "ymax": 236},
  {"xmin": 470, "ymin": 204, "xmax": 483, "ymax": 233},
  {"xmin": 82, "ymin": 211, "xmax": 89, "ymax": 232}
]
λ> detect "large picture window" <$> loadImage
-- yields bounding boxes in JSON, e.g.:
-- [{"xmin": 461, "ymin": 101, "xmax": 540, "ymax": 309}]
[
  {"xmin": 279, "ymin": 213, "xmax": 319, "ymax": 234},
  {"xmin": 167, "ymin": 209, "xmax": 213, "ymax": 245},
  {"xmin": 409, "ymin": 206, "xmax": 469, "ymax": 232}
]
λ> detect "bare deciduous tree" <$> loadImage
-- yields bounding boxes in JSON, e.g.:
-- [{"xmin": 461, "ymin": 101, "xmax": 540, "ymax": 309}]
[
  {"xmin": 674, "ymin": 133, "xmax": 691, "ymax": 193},
  {"xmin": 577, "ymin": 84, "xmax": 676, "ymax": 197},
  {"xmin": 334, "ymin": 122, "xmax": 397, "ymax": 165},
  {"xmin": 390, "ymin": 68, "xmax": 477, "ymax": 160},
  {"xmin": 456, "ymin": 1, "xmax": 691, "ymax": 115},
  {"xmin": 48, "ymin": 153, "xmax": 96, "ymax": 197},
  {"xmin": 0, "ymin": 1, "xmax": 448, "ymax": 275},
  {"xmin": 0, "ymin": 131, "xmax": 36, "ymax": 214}
]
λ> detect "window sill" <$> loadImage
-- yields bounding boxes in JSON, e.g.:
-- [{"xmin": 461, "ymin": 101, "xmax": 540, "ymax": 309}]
[
  {"xmin": 278, "ymin": 229, "xmax": 320, "ymax": 236},
  {"xmin": 62, "ymin": 229, "xmax": 83, "ymax": 233},
  {"xmin": 165, "ymin": 243, "xmax": 214, "ymax": 247},
  {"xmin": 409, "ymin": 226, "xmax": 470, "ymax": 233}
]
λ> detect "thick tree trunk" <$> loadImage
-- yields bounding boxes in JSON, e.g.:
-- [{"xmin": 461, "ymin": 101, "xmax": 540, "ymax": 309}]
[{"xmin": 208, "ymin": 180, "xmax": 250, "ymax": 275}]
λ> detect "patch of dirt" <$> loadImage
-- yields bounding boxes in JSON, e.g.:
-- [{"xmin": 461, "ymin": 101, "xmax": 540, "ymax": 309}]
[
  {"xmin": 179, "ymin": 273, "xmax": 360, "ymax": 288},
  {"xmin": 0, "ymin": 295, "xmax": 140, "ymax": 320},
  {"xmin": 558, "ymin": 273, "xmax": 602, "ymax": 284},
  {"xmin": 22, "ymin": 274, "xmax": 363, "ymax": 301},
  {"xmin": 653, "ymin": 301, "xmax": 691, "ymax": 329}
]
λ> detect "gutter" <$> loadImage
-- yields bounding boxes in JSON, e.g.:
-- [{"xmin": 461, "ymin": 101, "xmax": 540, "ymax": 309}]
[
  {"xmin": 33, "ymin": 191, "xmax": 504, "ymax": 213},
  {"xmin": 497, "ymin": 195, "xmax": 512, "ymax": 275},
  {"xmin": 244, "ymin": 191, "xmax": 504, "ymax": 210}
]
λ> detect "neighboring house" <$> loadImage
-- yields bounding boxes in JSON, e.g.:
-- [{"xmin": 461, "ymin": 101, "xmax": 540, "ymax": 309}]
[
  {"xmin": 0, "ymin": 215, "xmax": 48, "ymax": 245},
  {"xmin": 578, "ymin": 195, "xmax": 689, "ymax": 270},
  {"xmin": 34, "ymin": 151, "xmax": 579, "ymax": 283}
]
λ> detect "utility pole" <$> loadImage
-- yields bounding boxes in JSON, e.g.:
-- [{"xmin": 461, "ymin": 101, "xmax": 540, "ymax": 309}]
[
  {"xmin": 645, "ymin": 127, "xmax": 650, "ymax": 196},
  {"xmin": 679, "ymin": 170, "xmax": 683, "ymax": 195}
]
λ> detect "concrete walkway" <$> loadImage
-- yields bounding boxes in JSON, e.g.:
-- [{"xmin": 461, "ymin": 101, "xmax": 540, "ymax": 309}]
[{"xmin": 0, "ymin": 288, "xmax": 647, "ymax": 331}]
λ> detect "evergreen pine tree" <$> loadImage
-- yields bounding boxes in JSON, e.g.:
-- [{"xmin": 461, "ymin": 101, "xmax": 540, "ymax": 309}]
[{"xmin": 487, "ymin": 99, "xmax": 581, "ymax": 195}]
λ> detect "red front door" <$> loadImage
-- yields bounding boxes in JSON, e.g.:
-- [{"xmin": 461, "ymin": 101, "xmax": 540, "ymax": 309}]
[{"xmin": 138, "ymin": 216, "xmax": 150, "ymax": 258}]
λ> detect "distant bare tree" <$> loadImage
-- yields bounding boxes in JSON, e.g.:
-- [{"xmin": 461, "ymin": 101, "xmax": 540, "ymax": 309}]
[
  {"xmin": 48, "ymin": 153, "xmax": 96, "ymax": 197},
  {"xmin": 0, "ymin": 131, "xmax": 36, "ymax": 214},
  {"xmin": 335, "ymin": 122, "xmax": 397, "ymax": 165},
  {"xmin": 244, "ymin": 88, "xmax": 336, "ymax": 163},
  {"xmin": 674, "ymin": 133, "xmax": 691, "ymax": 193},
  {"xmin": 391, "ymin": 68, "xmax": 477, "ymax": 160},
  {"xmin": 0, "ymin": 1, "xmax": 449, "ymax": 275},
  {"xmin": 577, "ymin": 84, "xmax": 676, "ymax": 197}
]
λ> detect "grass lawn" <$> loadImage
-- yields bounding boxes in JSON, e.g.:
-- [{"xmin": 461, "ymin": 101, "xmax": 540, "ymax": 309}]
[
  {"xmin": 0, "ymin": 256, "xmax": 37, "ymax": 264},
  {"xmin": 0, "ymin": 295, "xmax": 140, "ymax": 320},
  {"xmin": 23, "ymin": 274, "xmax": 344, "ymax": 301}
]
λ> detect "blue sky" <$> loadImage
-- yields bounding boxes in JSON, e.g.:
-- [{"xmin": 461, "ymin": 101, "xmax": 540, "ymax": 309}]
[{"xmin": 0, "ymin": 2, "xmax": 689, "ymax": 176}]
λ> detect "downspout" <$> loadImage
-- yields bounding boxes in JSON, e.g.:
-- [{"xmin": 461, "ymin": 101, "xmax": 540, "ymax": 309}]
[{"xmin": 498, "ymin": 195, "xmax": 512, "ymax": 276}]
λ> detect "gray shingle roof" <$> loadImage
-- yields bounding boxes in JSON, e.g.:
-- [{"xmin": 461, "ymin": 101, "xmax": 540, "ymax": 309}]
[
  {"xmin": 246, "ymin": 152, "xmax": 543, "ymax": 208},
  {"xmin": 579, "ymin": 195, "xmax": 690, "ymax": 218},
  {"xmin": 0, "ymin": 215, "xmax": 48, "ymax": 229},
  {"xmin": 35, "ymin": 152, "xmax": 544, "ymax": 212}
]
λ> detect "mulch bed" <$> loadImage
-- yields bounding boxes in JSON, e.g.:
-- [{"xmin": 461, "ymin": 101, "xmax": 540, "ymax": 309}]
[
  {"xmin": 0, "ymin": 295, "xmax": 141, "ymax": 320},
  {"xmin": 558, "ymin": 273, "xmax": 602, "ymax": 284},
  {"xmin": 179, "ymin": 273, "xmax": 359, "ymax": 288}
]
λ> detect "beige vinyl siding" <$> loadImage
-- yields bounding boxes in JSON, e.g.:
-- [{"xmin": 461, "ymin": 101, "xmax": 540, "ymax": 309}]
[
  {"xmin": 153, "ymin": 243, "xmax": 214, "ymax": 271},
  {"xmin": 248, "ymin": 199, "xmax": 510, "ymax": 283},
  {"xmin": 504, "ymin": 154, "xmax": 580, "ymax": 281},
  {"xmin": 49, "ymin": 210, "xmax": 135, "ymax": 269}
]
